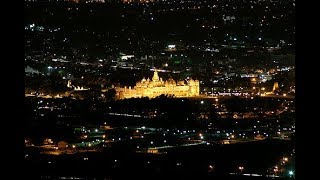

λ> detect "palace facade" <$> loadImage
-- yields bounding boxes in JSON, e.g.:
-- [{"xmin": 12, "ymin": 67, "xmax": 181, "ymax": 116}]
[{"xmin": 115, "ymin": 70, "xmax": 200, "ymax": 99}]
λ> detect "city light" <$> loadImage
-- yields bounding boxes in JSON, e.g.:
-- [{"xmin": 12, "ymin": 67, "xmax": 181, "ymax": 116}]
[
  {"xmin": 25, "ymin": 0, "xmax": 295, "ymax": 176},
  {"xmin": 288, "ymin": 170, "xmax": 294, "ymax": 176},
  {"xmin": 239, "ymin": 166, "xmax": 244, "ymax": 173},
  {"xmin": 168, "ymin": 44, "xmax": 176, "ymax": 49}
]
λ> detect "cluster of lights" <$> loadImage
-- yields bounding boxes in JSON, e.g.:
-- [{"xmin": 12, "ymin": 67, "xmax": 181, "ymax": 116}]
[{"xmin": 199, "ymin": 133, "xmax": 204, "ymax": 140}]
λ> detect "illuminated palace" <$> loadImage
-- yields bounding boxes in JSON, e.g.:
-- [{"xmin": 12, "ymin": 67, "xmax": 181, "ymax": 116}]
[{"xmin": 115, "ymin": 70, "xmax": 200, "ymax": 99}]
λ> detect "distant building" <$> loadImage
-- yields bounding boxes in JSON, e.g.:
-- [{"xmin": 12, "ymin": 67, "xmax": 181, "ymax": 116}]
[
  {"xmin": 147, "ymin": 148, "xmax": 159, "ymax": 154},
  {"xmin": 57, "ymin": 141, "xmax": 68, "ymax": 149},
  {"xmin": 273, "ymin": 82, "xmax": 279, "ymax": 92},
  {"xmin": 115, "ymin": 70, "xmax": 200, "ymax": 99},
  {"xmin": 289, "ymin": 86, "xmax": 295, "ymax": 93},
  {"xmin": 25, "ymin": 66, "xmax": 41, "ymax": 75},
  {"xmin": 67, "ymin": 80, "xmax": 90, "ymax": 91},
  {"xmin": 120, "ymin": 54, "xmax": 134, "ymax": 60}
]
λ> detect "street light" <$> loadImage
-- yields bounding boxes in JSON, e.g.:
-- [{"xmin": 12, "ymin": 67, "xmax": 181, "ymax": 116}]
[
  {"xmin": 274, "ymin": 166, "xmax": 279, "ymax": 175},
  {"xmin": 199, "ymin": 133, "xmax": 204, "ymax": 140},
  {"xmin": 238, "ymin": 166, "xmax": 244, "ymax": 173},
  {"xmin": 208, "ymin": 165, "xmax": 214, "ymax": 172},
  {"xmin": 288, "ymin": 170, "xmax": 294, "ymax": 176}
]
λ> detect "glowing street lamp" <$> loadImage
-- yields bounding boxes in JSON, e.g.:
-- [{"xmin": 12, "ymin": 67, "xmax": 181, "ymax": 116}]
[
  {"xmin": 199, "ymin": 133, "xmax": 204, "ymax": 140},
  {"xmin": 238, "ymin": 166, "xmax": 244, "ymax": 173},
  {"xmin": 274, "ymin": 166, "xmax": 279, "ymax": 175},
  {"xmin": 208, "ymin": 165, "xmax": 214, "ymax": 172},
  {"xmin": 288, "ymin": 170, "xmax": 294, "ymax": 176}
]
